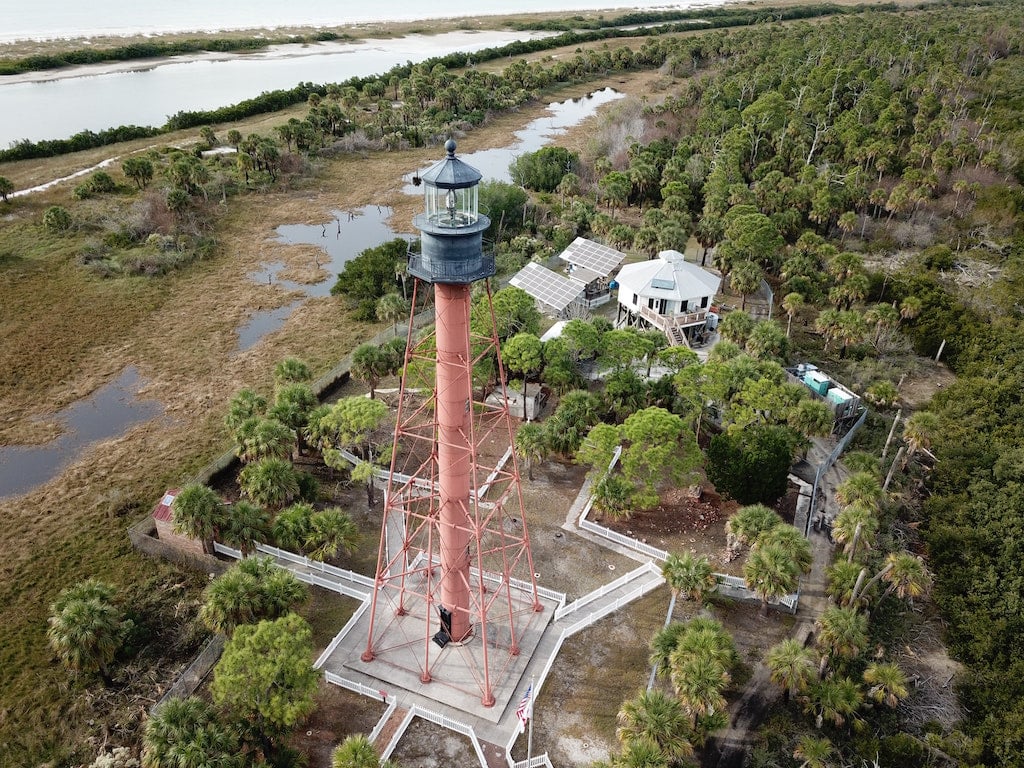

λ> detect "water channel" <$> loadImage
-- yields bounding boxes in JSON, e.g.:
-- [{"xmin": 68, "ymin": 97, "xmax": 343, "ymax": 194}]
[
  {"xmin": 1, "ymin": 87, "xmax": 619, "ymax": 498},
  {"xmin": 240, "ymin": 87, "xmax": 623, "ymax": 348},
  {"xmin": 0, "ymin": 367, "xmax": 164, "ymax": 499}
]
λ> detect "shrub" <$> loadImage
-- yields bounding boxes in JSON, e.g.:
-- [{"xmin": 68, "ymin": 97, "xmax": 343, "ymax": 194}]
[
  {"xmin": 707, "ymin": 425, "xmax": 800, "ymax": 505},
  {"xmin": 43, "ymin": 205, "xmax": 72, "ymax": 233}
]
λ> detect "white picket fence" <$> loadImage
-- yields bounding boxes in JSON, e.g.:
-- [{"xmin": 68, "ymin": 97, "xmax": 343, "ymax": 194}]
[
  {"xmin": 323, "ymin": 670, "xmax": 387, "ymax": 702},
  {"xmin": 554, "ymin": 561, "xmax": 663, "ymax": 621},
  {"xmin": 561, "ymin": 578, "xmax": 666, "ymax": 638},
  {"xmin": 376, "ymin": 703, "xmax": 489, "ymax": 768},
  {"xmin": 369, "ymin": 699, "xmax": 399, "ymax": 743},
  {"xmin": 578, "ymin": 515, "xmax": 671, "ymax": 561},
  {"xmin": 511, "ymin": 755, "xmax": 555, "ymax": 768},
  {"xmin": 336, "ymin": 444, "xmax": 512, "ymax": 501},
  {"xmin": 575, "ymin": 443, "xmax": 801, "ymax": 613},
  {"xmin": 314, "ymin": 599, "xmax": 371, "ymax": 670},
  {"xmin": 213, "ymin": 541, "xmax": 374, "ymax": 600}
]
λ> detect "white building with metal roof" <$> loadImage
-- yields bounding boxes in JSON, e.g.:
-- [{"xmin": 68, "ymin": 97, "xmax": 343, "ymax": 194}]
[{"xmin": 615, "ymin": 250, "xmax": 721, "ymax": 346}]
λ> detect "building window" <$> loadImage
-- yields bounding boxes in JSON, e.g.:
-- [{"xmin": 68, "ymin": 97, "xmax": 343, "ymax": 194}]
[
  {"xmin": 648, "ymin": 297, "xmax": 655, "ymax": 309},
  {"xmin": 701, "ymin": 296, "xmax": 709, "ymax": 308},
  {"xmin": 633, "ymin": 293, "xmax": 638, "ymax": 306}
]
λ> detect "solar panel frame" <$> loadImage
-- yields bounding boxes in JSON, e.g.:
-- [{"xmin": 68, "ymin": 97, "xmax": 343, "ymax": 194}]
[
  {"xmin": 557, "ymin": 237, "xmax": 625, "ymax": 277},
  {"xmin": 509, "ymin": 262, "xmax": 584, "ymax": 313}
]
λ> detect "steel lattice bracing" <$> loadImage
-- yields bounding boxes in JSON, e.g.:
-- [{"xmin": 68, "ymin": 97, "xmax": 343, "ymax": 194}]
[{"xmin": 361, "ymin": 278, "xmax": 543, "ymax": 707}]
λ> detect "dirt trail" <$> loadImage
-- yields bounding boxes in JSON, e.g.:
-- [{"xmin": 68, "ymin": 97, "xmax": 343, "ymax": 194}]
[{"xmin": 706, "ymin": 442, "xmax": 848, "ymax": 767}]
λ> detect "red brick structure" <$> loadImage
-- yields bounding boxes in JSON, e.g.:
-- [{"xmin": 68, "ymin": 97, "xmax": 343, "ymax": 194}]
[{"xmin": 151, "ymin": 489, "xmax": 204, "ymax": 555}]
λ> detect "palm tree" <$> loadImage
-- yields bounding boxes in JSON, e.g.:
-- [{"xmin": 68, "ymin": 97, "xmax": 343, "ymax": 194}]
[
  {"xmin": 221, "ymin": 501, "xmax": 269, "ymax": 557},
  {"xmin": 236, "ymin": 417, "xmax": 295, "ymax": 464},
  {"xmin": 171, "ymin": 483, "xmax": 227, "ymax": 554},
  {"xmin": 674, "ymin": 618, "xmax": 738, "ymax": 670},
  {"xmin": 332, "ymin": 734, "xmax": 380, "ymax": 768},
  {"xmin": 543, "ymin": 390, "xmax": 600, "ymax": 456},
  {"xmin": 855, "ymin": 551, "xmax": 932, "ymax": 605},
  {"xmin": 881, "ymin": 552, "xmax": 932, "ymax": 601},
  {"xmin": 731, "ymin": 260, "xmax": 763, "ymax": 311},
  {"xmin": 835, "ymin": 310, "xmax": 868, "ymax": 358},
  {"xmin": 47, "ymin": 580, "xmax": 127, "ymax": 677},
  {"xmin": 831, "ymin": 502, "xmax": 878, "ymax": 562},
  {"xmin": 514, "ymin": 422, "xmax": 548, "ymax": 482},
  {"xmin": 782, "ymin": 292, "xmax": 804, "ymax": 337},
  {"xmin": 815, "ymin": 606, "xmax": 868, "ymax": 675},
  {"xmin": 305, "ymin": 508, "xmax": 360, "ymax": 561},
  {"xmin": 274, "ymin": 357, "xmax": 312, "ymax": 385},
  {"xmin": 825, "ymin": 561, "xmax": 865, "ymax": 607},
  {"xmin": 269, "ymin": 384, "xmax": 318, "ymax": 455},
  {"xmin": 865, "ymin": 303, "xmax": 901, "ymax": 347},
  {"xmin": 902, "ymin": 410, "xmax": 939, "ymax": 461},
  {"xmin": 745, "ymin": 320, "xmax": 790, "ymax": 362},
  {"xmin": 670, "ymin": 653, "xmax": 730, "ymax": 727},
  {"xmin": 614, "ymin": 734, "xmax": 670, "ymax": 768},
  {"xmin": 272, "ymin": 502, "xmax": 315, "ymax": 553},
  {"xmin": 238, "ymin": 458, "xmax": 300, "ymax": 510},
  {"xmin": 662, "ymin": 552, "xmax": 717, "ymax": 605},
  {"xmin": 225, "ymin": 388, "xmax": 267, "ymax": 435},
  {"xmin": 718, "ymin": 310, "xmax": 755, "ymax": 347},
  {"xmin": 842, "ymin": 451, "xmax": 881, "ymax": 477},
  {"xmin": 793, "ymin": 734, "xmax": 835, "ymax": 768},
  {"xmin": 814, "ymin": 309, "xmax": 843, "ymax": 354},
  {"xmin": 788, "ymin": 399, "xmax": 834, "ymax": 441},
  {"xmin": 198, "ymin": 568, "xmax": 260, "ymax": 634},
  {"xmin": 756, "ymin": 525, "xmax": 813, "ymax": 574},
  {"xmin": 835, "ymin": 472, "xmax": 884, "ymax": 511},
  {"xmin": 898, "ymin": 295, "xmax": 922, "ymax": 322},
  {"xmin": 725, "ymin": 504, "xmax": 780, "ymax": 557},
  {"xmin": 394, "ymin": 259, "xmax": 409, "ymax": 300},
  {"xmin": 351, "ymin": 343, "xmax": 393, "ymax": 400},
  {"xmin": 806, "ymin": 677, "xmax": 863, "ymax": 729},
  {"xmin": 649, "ymin": 622, "xmax": 688, "ymax": 678},
  {"xmin": 376, "ymin": 292, "xmax": 409, "ymax": 337},
  {"xmin": 616, "ymin": 689, "xmax": 695, "ymax": 764},
  {"xmin": 765, "ymin": 639, "xmax": 816, "ymax": 703},
  {"xmin": 744, "ymin": 542, "xmax": 799, "ymax": 617},
  {"xmin": 143, "ymin": 697, "xmax": 240, "ymax": 768},
  {"xmin": 199, "ymin": 558, "xmax": 307, "ymax": 635},
  {"xmin": 863, "ymin": 662, "xmax": 909, "ymax": 707}
]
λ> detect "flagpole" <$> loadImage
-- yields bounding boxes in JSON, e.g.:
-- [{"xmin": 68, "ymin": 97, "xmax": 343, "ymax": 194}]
[{"xmin": 526, "ymin": 676, "xmax": 535, "ymax": 767}]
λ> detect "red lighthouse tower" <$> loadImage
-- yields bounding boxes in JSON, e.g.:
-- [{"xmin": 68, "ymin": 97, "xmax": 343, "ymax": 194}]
[{"xmin": 360, "ymin": 141, "xmax": 542, "ymax": 707}]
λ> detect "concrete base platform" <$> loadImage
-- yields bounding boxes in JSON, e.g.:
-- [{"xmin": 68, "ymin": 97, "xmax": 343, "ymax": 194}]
[{"xmin": 321, "ymin": 587, "xmax": 560, "ymax": 728}]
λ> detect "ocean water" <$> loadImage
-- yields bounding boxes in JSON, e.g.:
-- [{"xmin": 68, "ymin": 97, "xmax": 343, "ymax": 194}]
[{"xmin": 2, "ymin": 0, "xmax": 708, "ymax": 42}]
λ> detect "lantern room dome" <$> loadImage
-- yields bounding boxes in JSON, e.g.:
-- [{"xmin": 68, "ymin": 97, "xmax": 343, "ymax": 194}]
[{"xmin": 420, "ymin": 140, "xmax": 482, "ymax": 189}]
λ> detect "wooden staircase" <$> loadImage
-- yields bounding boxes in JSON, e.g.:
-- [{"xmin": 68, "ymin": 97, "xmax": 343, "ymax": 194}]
[{"xmin": 667, "ymin": 325, "xmax": 688, "ymax": 347}]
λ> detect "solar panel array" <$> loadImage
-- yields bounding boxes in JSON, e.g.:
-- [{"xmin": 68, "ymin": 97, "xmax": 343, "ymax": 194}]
[
  {"xmin": 510, "ymin": 262, "xmax": 583, "ymax": 313},
  {"xmin": 558, "ymin": 237, "xmax": 625, "ymax": 277}
]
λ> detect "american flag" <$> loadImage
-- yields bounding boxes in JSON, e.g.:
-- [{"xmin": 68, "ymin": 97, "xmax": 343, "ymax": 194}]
[{"xmin": 515, "ymin": 684, "xmax": 533, "ymax": 733}]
